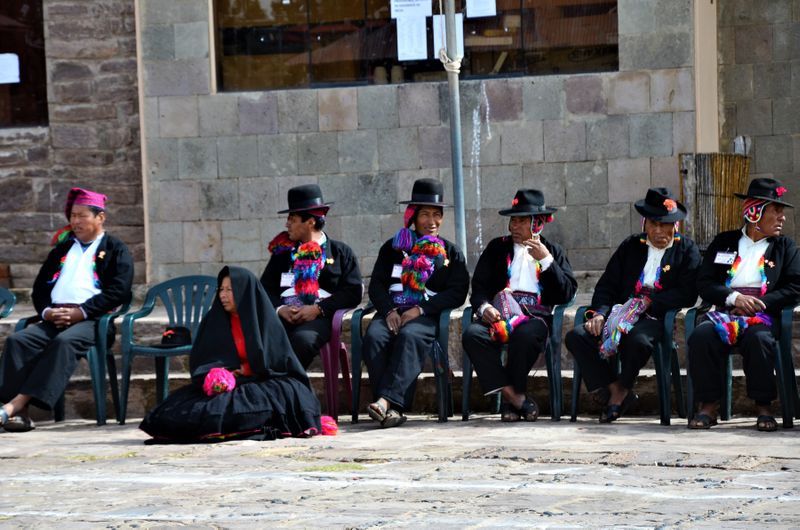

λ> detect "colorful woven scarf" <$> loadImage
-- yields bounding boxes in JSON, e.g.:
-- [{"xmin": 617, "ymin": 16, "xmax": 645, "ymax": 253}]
[
  {"xmin": 706, "ymin": 311, "xmax": 772, "ymax": 346},
  {"xmin": 599, "ymin": 296, "xmax": 651, "ymax": 359},
  {"xmin": 267, "ymin": 231, "xmax": 296, "ymax": 255},
  {"xmin": 292, "ymin": 241, "xmax": 325, "ymax": 304},
  {"xmin": 394, "ymin": 235, "xmax": 447, "ymax": 306},
  {"xmin": 726, "ymin": 254, "xmax": 767, "ymax": 296}
]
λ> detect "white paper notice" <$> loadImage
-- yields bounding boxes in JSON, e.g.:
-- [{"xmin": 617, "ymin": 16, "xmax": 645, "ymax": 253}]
[
  {"xmin": 397, "ymin": 16, "xmax": 428, "ymax": 61},
  {"xmin": 466, "ymin": 0, "xmax": 496, "ymax": 18},
  {"xmin": 391, "ymin": 0, "xmax": 432, "ymax": 19},
  {"xmin": 432, "ymin": 14, "xmax": 464, "ymax": 59},
  {"xmin": 0, "ymin": 54, "xmax": 20, "ymax": 84}
]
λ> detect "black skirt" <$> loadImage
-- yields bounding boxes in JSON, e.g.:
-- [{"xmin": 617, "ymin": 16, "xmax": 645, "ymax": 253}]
[{"xmin": 139, "ymin": 375, "xmax": 322, "ymax": 443}]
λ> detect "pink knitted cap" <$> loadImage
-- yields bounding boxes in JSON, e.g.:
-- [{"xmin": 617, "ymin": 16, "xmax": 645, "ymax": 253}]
[{"xmin": 65, "ymin": 187, "xmax": 107, "ymax": 219}]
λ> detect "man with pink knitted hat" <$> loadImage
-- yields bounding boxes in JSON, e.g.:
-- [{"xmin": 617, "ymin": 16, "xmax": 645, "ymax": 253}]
[
  {"xmin": 0, "ymin": 187, "xmax": 133, "ymax": 431},
  {"xmin": 688, "ymin": 178, "xmax": 800, "ymax": 432}
]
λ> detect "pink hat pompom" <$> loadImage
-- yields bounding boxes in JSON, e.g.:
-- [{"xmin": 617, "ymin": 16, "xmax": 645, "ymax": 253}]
[
  {"xmin": 203, "ymin": 367, "xmax": 236, "ymax": 396},
  {"xmin": 320, "ymin": 415, "xmax": 338, "ymax": 435}
]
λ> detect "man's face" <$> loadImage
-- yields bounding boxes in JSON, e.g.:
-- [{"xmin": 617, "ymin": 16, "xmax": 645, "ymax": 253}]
[
  {"xmin": 508, "ymin": 215, "xmax": 534, "ymax": 244},
  {"xmin": 756, "ymin": 203, "xmax": 786, "ymax": 238},
  {"xmin": 285, "ymin": 213, "xmax": 314, "ymax": 243},
  {"xmin": 644, "ymin": 219, "xmax": 675, "ymax": 249},
  {"xmin": 414, "ymin": 206, "xmax": 443, "ymax": 237},
  {"xmin": 70, "ymin": 205, "xmax": 105, "ymax": 243}
]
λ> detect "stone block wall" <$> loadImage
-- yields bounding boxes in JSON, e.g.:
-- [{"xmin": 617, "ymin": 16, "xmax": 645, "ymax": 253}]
[
  {"xmin": 0, "ymin": 0, "xmax": 144, "ymax": 287},
  {"xmin": 142, "ymin": 0, "xmax": 695, "ymax": 279},
  {"xmin": 718, "ymin": 0, "xmax": 800, "ymax": 236}
]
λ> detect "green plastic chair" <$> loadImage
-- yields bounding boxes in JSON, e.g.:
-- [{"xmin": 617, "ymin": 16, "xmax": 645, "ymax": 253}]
[
  {"xmin": 14, "ymin": 303, "xmax": 130, "ymax": 425},
  {"xmin": 118, "ymin": 275, "xmax": 217, "ymax": 424},
  {"xmin": 685, "ymin": 305, "xmax": 798, "ymax": 428},
  {"xmin": 350, "ymin": 304, "xmax": 455, "ymax": 424},
  {"xmin": 569, "ymin": 306, "xmax": 685, "ymax": 425},
  {"xmin": 0, "ymin": 287, "xmax": 15, "ymax": 319},
  {"xmin": 461, "ymin": 298, "xmax": 573, "ymax": 422}
]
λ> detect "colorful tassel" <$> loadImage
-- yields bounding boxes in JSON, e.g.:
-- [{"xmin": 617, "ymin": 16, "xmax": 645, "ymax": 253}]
[
  {"xmin": 292, "ymin": 241, "xmax": 324, "ymax": 304},
  {"xmin": 267, "ymin": 231, "xmax": 295, "ymax": 255},
  {"xmin": 320, "ymin": 415, "xmax": 338, "ymax": 435},
  {"xmin": 51, "ymin": 225, "xmax": 73, "ymax": 247},
  {"xmin": 392, "ymin": 227, "xmax": 416, "ymax": 253},
  {"xmin": 202, "ymin": 367, "xmax": 237, "ymax": 396},
  {"xmin": 395, "ymin": 235, "xmax": 447, "ymax": 306},
  {"xmin": 707, "ymin": 311, "xmax": 772, "ymax": 346},
  {"xmin": 489, "ymin": 314, "xmax": 530, "ymax": 343}
]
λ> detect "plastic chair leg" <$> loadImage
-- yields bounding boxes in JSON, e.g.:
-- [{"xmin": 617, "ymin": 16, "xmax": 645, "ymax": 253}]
[
  {"xmin": 461, "ymin": 352, "xmax": 472, "ymax": 421},
  {"xmin": 431, "ymin": 341, "xmax": 448, "ymax": 423},
  {"xmin": 107, "ymin": 355, "xmax": 121, "ymax": 421},
  {"xmin": 546, "ymin": 342, "xmax": 562, "ymax": 422},
  {"xmin": 570, "ymin": 362, "xmax": 582, "ymax": 422},
  {"xmin": 119, "ymin": 352, "xmax": 132, "ymax": 425},
  {"xmin": 320, "ymin": 343, "xmax": 339, "ymax": 421},
  {"xmin": 670, "ymin": 345, "xmax": 686, "ymax": 419},
  {"xmin": 86, "ymin": 347, "xmax": 107, "ymax": 426},
  {"xmin": 350, "ymin": 310, "xmax": 363, "ymax": 424},
  {"xmin": 339, "ymin": 344, "xmax": 353, "ymax": 415},
  {"xmin": 653, "ymin": 343, "xmax": 671, "ymax": 426},
  {"xmin": 721, "ymin": 356, "xmax": 733, "ymax": 421}
]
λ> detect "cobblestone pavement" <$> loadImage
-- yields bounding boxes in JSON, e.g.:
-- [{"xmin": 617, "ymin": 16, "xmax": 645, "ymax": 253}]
[{"xmin": 0, "ymin": 415, "xmax": 798, "ymax": 528}]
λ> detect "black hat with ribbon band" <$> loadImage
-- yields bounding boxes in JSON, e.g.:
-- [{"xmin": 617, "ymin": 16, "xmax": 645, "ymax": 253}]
[
  {"xmin": 498, "ymin": 189, "xmax": 557, "ymax": 217},
  {"xmin": 734, "ymin": 178, "xmax": 793, "ymax": 208},
  {"xmin": 277, "ymin": 184, "xmax": 334, "ymax": 214},
  {"xmin": 399, "ymin": 178, "xmax": 450, "ymax": 207},
  {"xmin": 634, "ymin": 187, "xmax": 687, "ymax": 223},
  {"xmin": 151, "ymin": 326, "xmax": 192, "ymax": 349}
]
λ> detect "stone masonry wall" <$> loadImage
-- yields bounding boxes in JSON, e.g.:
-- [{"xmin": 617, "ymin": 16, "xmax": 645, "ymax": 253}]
[
  {"xmin": 0, "ymin": 0, "xmax": 144, "ymax": 288},
  {"xmin": 142, "ymin": 0, "xmax": 695, "ymax": 280},
  {"xmin": 718, "ymin": 0, "xmax": 800, "ymax": 238}
]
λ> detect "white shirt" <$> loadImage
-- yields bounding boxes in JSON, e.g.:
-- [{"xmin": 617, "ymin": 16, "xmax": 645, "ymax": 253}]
[
  {"xmin": 44, "ymin": 234, "xmax": 104, "ymax": 318},
  {"xmin": 479, "ymin": 244, "xmax": 553, "ymax": 317},
  {"xmin": 641, "ymin": 238, "xmax": 673, "ymax": 287},
  {"xmin": 725, "ymin": 227, "xmax": 770, "ymax": 306}
]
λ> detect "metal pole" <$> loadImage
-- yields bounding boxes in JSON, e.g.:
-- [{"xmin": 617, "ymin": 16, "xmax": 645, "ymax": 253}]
[{"xmin": 444, "ymin": 0, "xmax": 467, "ymax": 263}]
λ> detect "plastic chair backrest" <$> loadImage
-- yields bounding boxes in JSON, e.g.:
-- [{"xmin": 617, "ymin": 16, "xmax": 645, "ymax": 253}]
[
  {"xmin": 145, "ymin": 276, "xmax": 217, "ymax": 338},
  {"xmin": 0, "ymin": 287, "xmax": 15, "ymax": 319}
]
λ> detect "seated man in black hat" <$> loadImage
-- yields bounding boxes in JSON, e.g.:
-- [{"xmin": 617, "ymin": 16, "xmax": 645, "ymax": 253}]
[
  {"xmin": 363, "ymin": 178, "xmax": 469, "ymax": 428},
  {"xmin": 0, "ymin": 187, "xmax": 134, "ymax": 431},
  {"xmin": 260, "ymin": 184, "xmax": 362, "ymax": 369},
  {"xmin": 565, "ymin": 188, "xmax": 700, "ymax": 422},
  {"xmin": 462, "ymin": 189, "xmax": 577, "ymax": 422},
  {"xmin": 688, "ymin": 178, "xmax": 800, "ymax": 432}
]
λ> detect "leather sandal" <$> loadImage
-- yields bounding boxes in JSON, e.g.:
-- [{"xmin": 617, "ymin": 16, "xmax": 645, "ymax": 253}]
[
  {"xmin": 3, "ymin": 416, "xmax": 35, "ymax": 433},
  {"xmin": 381, "ymin": 409, "xmax": 407, "ymax": 429},
  {"xmin": 517, "ymin": 398, "xmax": 539, "ymax": 422},
  {"xmin": 688, "ymin": 412, "xmax": 718, "ymax": 430},
  {"xmin": 756, "ymin": 415, "xmax": 778, "ymax": 432},
  {"xmin": 500, "ymin": 403, "xmax": 520, "ymax": 423},
  {"xmin": 600, "ymin": 392, "xmax": 638, "ymax": 423},
  {"xmin": 367, "ymin": 401, "xmax": 387, "ymax": 423}
]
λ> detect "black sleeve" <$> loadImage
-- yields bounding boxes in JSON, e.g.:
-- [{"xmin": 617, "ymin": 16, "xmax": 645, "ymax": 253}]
[
  {"xmin": 761, "ymin": 240, "xmax": 800, "ymax": 313},
  {"xmin": 696, "ymin": 235, "xmax": 734, "ymax": 308},
  {"xmin": 538, "ymin": 242, "xmax": 577, "ymax": 307},
  {"xmin": 368, "ymin": 241, "xmax": 398, "ymax": 318},
  {"xmin": 260, "ymin": 254, "xmax": 286, "ymax": 309},
  {"xmin": 648, "ymin": 240, "xmax": 701, "ymax": 318},
  {"xmin": 469, "ymin": 239, "xmax": 500, "ymax": 312},
  {"xmin": 81, "ymin": 240, "xmax": 134, "ymax": 319},
  {"xmin": 318, "ymin": 243, "xmax": 363, "ymax": 315},
  {"xmin": 31, "ymin": 246, "xmax": 64, "ymax": 316},
  {"xmin": 590, "ymin": 244, "xmax": 627, "ymax": 318},
  {"xmin": 418, "ymin": 242, "xmax": 469, "ymax": 316}
]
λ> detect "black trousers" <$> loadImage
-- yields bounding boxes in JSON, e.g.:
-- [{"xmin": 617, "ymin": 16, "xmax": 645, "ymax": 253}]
[
  {"xmin": 462, "ymin": 317, "xmax": 549, "ymax": 395},
  {"xmin": 282, "ymin": 316, "xmax": 332, "ymax": 370},
  {"xmin": 565, "ymin": 318, "xmax": 662, "ymax": 392},
  {"xmin": 0, "ymin": 320, "xmax": 96, "ymax": 408},
  {"xmin": 687, "ymin": 320, "xmax": 777, "ymax": 406},
  {"xmin": 362, "ymin": 315, "xmax": 437, "ymax": 411}
]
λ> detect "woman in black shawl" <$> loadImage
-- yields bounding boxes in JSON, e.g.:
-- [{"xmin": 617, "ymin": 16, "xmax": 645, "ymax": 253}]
[{"xmin": 140, "ymin": 266, "xmax": 322, "ymax": 442}]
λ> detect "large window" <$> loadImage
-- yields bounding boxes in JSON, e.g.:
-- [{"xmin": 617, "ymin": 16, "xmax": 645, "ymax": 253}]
[
  {"xmin": 0, "ymin": 0, "xmax": 47, "ymax": 127},
  {"xmin": 214, "ymin": 0, "xmax": 618, "ymax": 91}
]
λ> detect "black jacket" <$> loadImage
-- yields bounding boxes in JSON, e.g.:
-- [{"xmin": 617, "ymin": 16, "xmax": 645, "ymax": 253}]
[
  {"xmin": 470, "ymin": 235, "xmax": 577, "ymax": 313},
  {"xmin": 589, "ymin": 234, "xmax": 701, "ymax": 319},
  {"xmin": 369, "ymin": 237, "xmax": 469, "ymax": 318},
  {"xmin": 260, "ymin": 236, "xmax": 362, "ymax": 315},
  {"xmin": 32, "ymin": 234, "xmax": 134, "ymax": 319},
  {"xmin": 697, "ymin": 229, "xmax": 800, "ymax": 316}
]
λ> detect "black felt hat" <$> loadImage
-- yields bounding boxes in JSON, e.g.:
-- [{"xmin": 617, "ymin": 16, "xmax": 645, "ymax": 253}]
[
  {"xmin": 733, "ymin": 178, "xmax": 793, "ymax": 208},
  {"xmin": 277, "ymin": 184, "xmax": 334, "ymax": 214},
  {"xmin": 634, "ymin": 187, "xmax": 687, "ymax": 222},
  {"xmin": 151, "ymin": 326, "xmax": 192, "ymax": 349},
  {"xmin": 498, "ymin": 189, "xmax": 557, "ymax": 217},
  {"xmin": 399, "ymin": 178, "xmax": 449, "ymax": 207}
]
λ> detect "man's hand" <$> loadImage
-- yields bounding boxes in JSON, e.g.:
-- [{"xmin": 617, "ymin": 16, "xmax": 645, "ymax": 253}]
[
  {"xmin": 386, "ymin": 310, "xmax": 402, "ymax": 335},
  {"xmin": 584, "ymin": 314, "xmax": 605, "ymax": 337},
  {"xmin": 292, "ymin": 305, "xmax": 321, "ymax": 324},
  {"xmin": 47, "ymin": 307, "xmax": 84, "ymax": 328},
  {"xmin": 399, "ymin": 306, "xmax": 422, "ymax": 327},
  {"xmin": 481, "ymin": 306, "xmax": 502, "ymax": 325},
  {"xmin": 733, "ymin": 294, "xmax": 766, "ymax": 316},
  {"xmin": 524, "ymin": 236, "xmax": 551, "ymax": 261},
  {"xmin": 277, "ymin": 305, "xmax": 296, "ymax": 323}
]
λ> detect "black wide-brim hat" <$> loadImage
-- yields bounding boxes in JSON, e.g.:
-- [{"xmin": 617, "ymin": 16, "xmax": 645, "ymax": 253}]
[
  {"xmin": 733, "ymin": 177, "xmax": 793, "ymax": 208},
  {"xmin": 399, "ymin": 178, "xmax": 450, "ymax": 207},
  {"xmin": 277, "ymin": 184, "xmax": 334, "ymax": 214},
  {"xmin": 634, "ymin": 187, "xmax": 687, "ymax": 222},
  {"xmin": 499, "ymin": 189, "xmax": 557, "ymax": 216}
]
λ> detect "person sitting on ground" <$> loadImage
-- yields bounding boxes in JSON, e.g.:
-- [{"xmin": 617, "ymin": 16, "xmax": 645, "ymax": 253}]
[
  {"xmin": 565, "ymin": 187, "xmax": 700, "ymax": 422},
  {"xmin": 687, "ymin": 178, "xmax": 800, "ymax": 432},
  {"xmin": 362, "ymin": 178, "xmax": 469, "ymax": 428},
  {"xmin": 140, "ymin": 266, "xmax": 324, "ymax": 443},
  {"xmin": 0, "ymin": 187, "xmax": 134, "ymax": 432},
  {"xmin": 260, "ymin": 184, "xmax": 362, "ymax": 369},
  {"xmin": 463, "ymin": 189, "xmax": 576, "ymax": 422}
]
